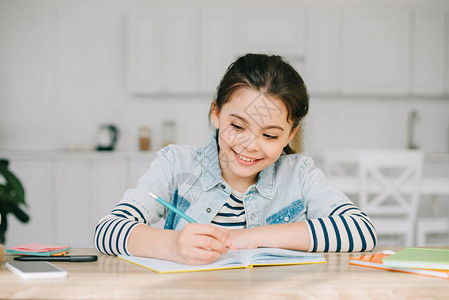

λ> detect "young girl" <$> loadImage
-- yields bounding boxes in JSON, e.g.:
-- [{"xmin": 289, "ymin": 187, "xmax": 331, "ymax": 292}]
[{"xmin": 94, "ymin": 54, "xmax": 376, "ymax": 265}]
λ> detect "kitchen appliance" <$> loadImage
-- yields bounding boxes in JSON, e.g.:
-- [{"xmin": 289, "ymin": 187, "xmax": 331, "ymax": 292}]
[{"xmin": 96, "ymin": 124, "xmax": 119, "ymax": 151}]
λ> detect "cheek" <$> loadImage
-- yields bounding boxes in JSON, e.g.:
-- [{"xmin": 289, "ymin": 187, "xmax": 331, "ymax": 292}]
[
  {"xmin": 264, "ymin": 141, "xmax": 285, "ymax": 159},
  {"xmin": 218, "ymin": 128, "xmax": 235, "ymax": 149},
  {"xmin": 219, "ymin": 127, "xmax": 245, "ymax": 149}
]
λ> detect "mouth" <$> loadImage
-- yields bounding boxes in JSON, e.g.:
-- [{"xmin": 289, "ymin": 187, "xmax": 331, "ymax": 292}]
[{"xmin": 232, "ymin": 149, "xmax": 262, "ymax": 165}]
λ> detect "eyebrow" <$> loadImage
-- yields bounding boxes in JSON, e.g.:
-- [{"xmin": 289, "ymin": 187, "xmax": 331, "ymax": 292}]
[{"xmin": 229, "ymin": 113, "xmax": 285, "ymax": 131}]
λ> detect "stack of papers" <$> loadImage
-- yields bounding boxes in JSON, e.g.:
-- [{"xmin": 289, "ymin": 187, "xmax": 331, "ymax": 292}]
[
  {"xmin": 6, "ymin": 243, "xmax": 71, "ymax": 256},
  {"xmin": 349, "ymin": 248, "xmax": 449, "ymax": 279}
]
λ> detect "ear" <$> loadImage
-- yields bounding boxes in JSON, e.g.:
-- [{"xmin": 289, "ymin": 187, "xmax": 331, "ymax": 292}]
[
  {"xmin": 285, "ymin": 125, "xmax": 299, "ymax": 147},
  {"xmin": 210, "ymin": 101, "xmax": 220, "ymax": 129}
]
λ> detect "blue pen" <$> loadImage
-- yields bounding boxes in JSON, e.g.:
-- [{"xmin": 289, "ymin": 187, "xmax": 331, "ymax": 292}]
[
  {"xmin": 148, "ymin": 191, "xmax": 197, "ymax": 223},
  {"xmin": 148, "ymin": 191, "xmax": 238, "ymax": 252}
]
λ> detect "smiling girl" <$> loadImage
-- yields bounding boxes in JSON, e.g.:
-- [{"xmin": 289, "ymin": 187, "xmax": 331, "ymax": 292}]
[{"xmin": 94, "ymin": 54, "xmax": 377, "ymax": 265}]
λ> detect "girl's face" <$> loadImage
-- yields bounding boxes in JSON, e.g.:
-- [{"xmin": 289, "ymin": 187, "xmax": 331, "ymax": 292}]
[{"xmin": 211, "ymin": 88, "xmax": 298, "ymax": 188}]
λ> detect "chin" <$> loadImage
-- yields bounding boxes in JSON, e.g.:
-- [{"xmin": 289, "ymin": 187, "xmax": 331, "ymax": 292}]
[{"xmin": 230, "ymin": 162, "xmax": 265, "ymax": 179}]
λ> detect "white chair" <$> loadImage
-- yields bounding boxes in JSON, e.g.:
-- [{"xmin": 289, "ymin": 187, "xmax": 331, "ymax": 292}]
[
  {"xmin": 323, "ymin": 149, "xmax": 360, "ymax": 197},
  {"xmin": 358, "ymin": 150, "xmax": 424, "ymax": 246},
  {"xmin": 417, "ymin": 218, "xmax": 449, "ymax": 246},
  {"xmin": 323, "ymin": 149, "xmax": 358, "ymax": 176}
]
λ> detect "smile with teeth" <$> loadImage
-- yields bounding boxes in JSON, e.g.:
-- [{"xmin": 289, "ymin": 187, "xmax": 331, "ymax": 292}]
[{"xmin": 233, "ymin": 150, "xmax": 260, "ymax": 162}]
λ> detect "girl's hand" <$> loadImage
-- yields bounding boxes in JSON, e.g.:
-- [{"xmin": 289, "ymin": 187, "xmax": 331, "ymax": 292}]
[{"xmin": 172, "ymin": 223, "xmax": 231, "ymax": 265}]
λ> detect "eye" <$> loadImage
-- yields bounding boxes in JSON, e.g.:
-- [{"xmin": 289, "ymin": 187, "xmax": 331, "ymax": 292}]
[
  {"xmin": 230, "ymin": 123, "xmax": 244, "ymax": 131},
  {"xmin": 263, "ymin": 133, "xmax": 278, "ymax": 140}
]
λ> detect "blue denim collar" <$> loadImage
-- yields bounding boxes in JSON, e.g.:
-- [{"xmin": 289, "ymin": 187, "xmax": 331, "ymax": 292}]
[
  {"xmin": 201, "ymin": 133, "xmax": 223, "ymax": 191},
  {"xmin": 201, "ymin": 132, "xmax": 275, "ymax": 200}
]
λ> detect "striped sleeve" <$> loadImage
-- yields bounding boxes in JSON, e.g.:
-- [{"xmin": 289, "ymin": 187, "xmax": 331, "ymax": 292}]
[
  {"xmin": 93, "ymin": 202, "xmax": 150, "ymax": 256},
  {"xmin": 306, "ymin": 203, "xmax": 377, "ymax": 252}
]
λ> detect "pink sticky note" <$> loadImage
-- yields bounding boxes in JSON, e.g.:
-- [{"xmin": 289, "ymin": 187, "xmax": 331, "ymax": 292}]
[{"xmin": 10, "ymin": 243, "xmax": 69, "ymax": 252}]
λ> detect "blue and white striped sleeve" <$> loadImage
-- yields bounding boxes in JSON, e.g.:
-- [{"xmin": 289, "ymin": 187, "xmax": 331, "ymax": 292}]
[
  {"xmin": 93, "ymin": 202, "xmax": 150, "ymax": 256},
  {"xmin": 306, "ymin": 203, "xmax": 377, "ymax": 252}
]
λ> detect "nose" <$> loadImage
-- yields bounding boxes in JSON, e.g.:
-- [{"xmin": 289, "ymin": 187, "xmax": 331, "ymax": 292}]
[{"xmin": 243, "ymin": 134, "xmax": 260, "ymax": 152}]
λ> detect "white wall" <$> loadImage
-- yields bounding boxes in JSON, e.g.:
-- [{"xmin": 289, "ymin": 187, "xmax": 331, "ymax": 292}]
[
  {"xmin": 303, "ymin": 97, "xmax": 449, "ymax": 155},
  {"xmin": 1, "ymin": 0, "xmax": 449, "ymax": 156}
]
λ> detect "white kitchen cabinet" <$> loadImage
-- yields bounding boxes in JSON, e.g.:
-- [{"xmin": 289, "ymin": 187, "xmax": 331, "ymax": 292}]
[
  {"xmin": 342, "ymin": 8, "xmax": 410, "ymax": 95},
  {"xmin": 54, "ymin": 160, "xmax": 91, "ymax": 247},
  {"xmin": 127, "ymin": 4, "xmax": 308, "ymax": 95},
  {"xmin": 90, "ymin": 160, "xmax": 127, "ymax": 231},
  {"xmin": 127, "ymin": 156, "xmax": 155, "ymax": 189},
  {"xmin": 165, "ymin": 7, "xmax": 198, "ymax": 94},
  {"xmin": 5, "ymin": 159, "xmax": 54, "ymax": 246},
  {"xmin": 307, "ymin": 8, "xmax": 341, "ymax": 94},
  {"xmin": 412, "ymin": 8, "xmax": 445, "ymax": 95},
  {"xmin": 199, "ymin": 7, "xmax": 234, "ymax": 95},
  {"xmin": 235, "ymin": 7, "xmax": 307, "ymax": 72},
  {"xmin": 52, "ymin": 157, "xmax": 141, "ymax": 247},
  {"xmin": 127, "ymin": 6, "xmax": 197, "ymax": 94},
  {"xmin": 2, "ymin": 152, "xmax": 157, "ymax": 248},
  {"xmin": 126, "ymin": 6, "xmax": 165, "ymax": 94},
  {"xmin": 235, "ymin": 7, "xmax": 306, "ymax": 57},
  {"xmin": 126, "ymin": 2, "xmax": 447, "ymax": 97}
]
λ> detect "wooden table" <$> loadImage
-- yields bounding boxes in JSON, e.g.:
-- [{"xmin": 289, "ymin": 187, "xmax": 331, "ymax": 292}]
[{"xmin": 1, "ymin": 247, "xmax": 448, "ymax": 299}]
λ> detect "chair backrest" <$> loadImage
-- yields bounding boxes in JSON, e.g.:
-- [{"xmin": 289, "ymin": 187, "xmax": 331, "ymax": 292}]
[
  {"xmin": 323, "ymin": 149, "xmax": 359, "ymax": 176},
  {"xmin": 358, "ymin": 150, "xmax": 424, "ymax": 220}
]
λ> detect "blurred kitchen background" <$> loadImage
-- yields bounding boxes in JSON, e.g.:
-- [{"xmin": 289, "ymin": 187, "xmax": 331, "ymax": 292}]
[{"xmin": 0, "ymin": 0, "xmax": 448, "ymax": 247}]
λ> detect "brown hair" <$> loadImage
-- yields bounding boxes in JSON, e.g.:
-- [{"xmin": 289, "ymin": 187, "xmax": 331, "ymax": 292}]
[{"xmin": 210, "ymin": 53, "xmax": 309, "ymax": 154}]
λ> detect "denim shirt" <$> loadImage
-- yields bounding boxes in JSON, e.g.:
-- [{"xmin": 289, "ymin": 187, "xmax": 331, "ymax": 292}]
[{"xmin": 121, "ymin": 133, "xmax": 351, "ymax": 232}]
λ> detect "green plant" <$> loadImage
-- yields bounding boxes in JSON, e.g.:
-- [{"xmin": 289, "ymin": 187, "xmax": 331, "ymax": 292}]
[{"xmin": 0, "ymin": 159, "xmax": 29, "ymax": 244}]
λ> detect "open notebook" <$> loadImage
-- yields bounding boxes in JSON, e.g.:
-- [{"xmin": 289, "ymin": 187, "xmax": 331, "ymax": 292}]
[{"xmin": 118, "ymin": 248, "xmax": 326, "ymax": 273}]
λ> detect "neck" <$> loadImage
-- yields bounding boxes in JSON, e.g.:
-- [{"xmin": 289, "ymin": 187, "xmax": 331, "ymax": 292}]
[{"xmin": 220, "ymin": 169, "xmax": 258, "ymax": 194}]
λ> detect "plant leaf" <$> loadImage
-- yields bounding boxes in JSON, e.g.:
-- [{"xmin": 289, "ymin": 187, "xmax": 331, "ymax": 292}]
[
  {"xmin": 5, "ymin": 201, "xmax": 29, "ymax": 223},
  {"xmin": 0, "ymin": 164, "xmax": 25, "ymax": 205},
  {"xmin": 0, "ymin": 204, "xmax": 8, "ymax": 234}
]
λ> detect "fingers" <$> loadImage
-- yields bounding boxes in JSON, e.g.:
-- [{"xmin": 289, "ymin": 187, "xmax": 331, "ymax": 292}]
[
  {"xmin": 175, "ymin": 224, "xmax": 231, "ymax": 265},
  {"xmin": 194, "ymin": 234, "xmax": 228, "ymax": 254},
  {"xmin": 186, "ymin": 223, "xmax": 230, "ymax": 244},
  {"xmin": 184, "ymin": 223, "xmax": 230, "ymax": 252},
  {"xmin": 178, "ymin": 246, "xmax": 223, "ymax": 266}
]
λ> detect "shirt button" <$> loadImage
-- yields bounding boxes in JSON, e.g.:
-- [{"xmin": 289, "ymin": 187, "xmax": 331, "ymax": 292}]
[
  {"xmin": 250, "ymin": 214, "xmax": 256, "ymax": 220},
  {"xmin": 284, "ymin": 216, "xmax": 290, "ymax": 222},
  {"xmin": 220, "ymin": 184, "xmax": 225, "ymax": 190},
  {"xmin": 206, "ymin": 208, "xmax": 211, "ymax": 213}
]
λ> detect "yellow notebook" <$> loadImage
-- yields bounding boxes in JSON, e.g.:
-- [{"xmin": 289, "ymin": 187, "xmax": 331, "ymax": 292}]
[{"xmin": 118, "ymin": 248, "xmax": 326, "ymax": 273}]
